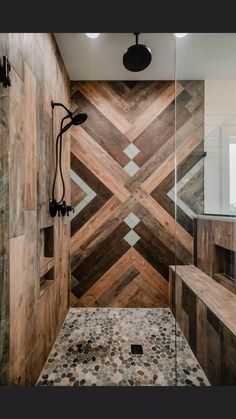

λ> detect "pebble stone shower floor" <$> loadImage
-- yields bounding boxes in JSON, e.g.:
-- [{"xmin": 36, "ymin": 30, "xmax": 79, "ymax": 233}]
[{"xmin": 37, "ymin": 308, "xmax": 210, "ymax": 386}]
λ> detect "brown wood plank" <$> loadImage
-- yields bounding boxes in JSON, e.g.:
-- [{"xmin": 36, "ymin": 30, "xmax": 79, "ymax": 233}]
[
  {"xmin": 71, "ymin": 81, "xmax": 131, "ymax": 133},
  {"xmin": 134, "ymin": 89, "xmax": 191, "ymax": 166},
  {"xmin": 133, "ymin": 201, "xmax": 192, "ymax": 264},
  {"xmin": 196, "ymin": 299, "xmax": 208, "ymax": 373},
  {"xmin": 151, "ymin": 188, "xmax": 193, "ymax": 235},
  {"xmin": 71, "ymin": 222, "xmax": 130, "ymax": 298},
  {"xmin": 24, "ymin": 63, "xmax": 37, "ymax": 211},
  {"xmin": 71, "ymin": 196, "xmax": 121, "ymax": 257},
  {"xmin": 95, "ymin": 266, "xmax": 140, "ymax": 307},
  {"xmin": 207, "ymin": 322, "xmax": 221, "ymax": 385},
  {"xmin": 71, "ymin": 132, "xmax": 130, "ymax": 202},
  {"xmin": 9, "ymin": 69, "xmax": 25, "ymax": 238},
  {"xmin": 125, "ymin": 82, "xmax": 184, "ymax": 141},
  {"xmin": 178, "ymin": 167, "xmax": 204, "ymax": 214},
  {"xmin": 125, "ymin": 136, "xmax": 174, "ymax": 193},
  {"xmin": 71, "ymin": 152, "xmax": 112, "ymax": 199},
  {"xmin": 142, "ymin": 124, "xmax": 203, "ymax": 193},
  {"xmin": 221, "ymin": 325, "xmax": 236, "ymax": 385},
  {"xmin": 133, "ymin": 274, "xmax": 168, "ymax": 307},
  {"xmin": 134, "ymin": 239, "xmax": 170, "ymax": 280},
  {"xmin": 134, "ymin": 187, "xmax": 193, "ymax": 254},
  {"xmin": 129, "ymin": 248, "xmax": 169, "ymax": 299},
  {"xmin": 134, "ymin": 222, "xmax": 179, "ymax": 276},
  {"xmin": 109, "ymin": 282, "xmax": 140, "ymax": 307},
  {"xmin": 71, "ymin": 179, "xmax": 86, "ymax": 208},
  {"xmin": 71, "ymin": 195, "xmax": 106, "ymax": 236},
  {"xmin": 76, "ymin": 197, "xmax": 137, "ymax": 264},
  {"xmin": 76, "ymin": 248, "xmax": 136, "ymax": 306},
  {"xmin": 71, "ymin": 89, "xmax": 130, "ymax": 166}
]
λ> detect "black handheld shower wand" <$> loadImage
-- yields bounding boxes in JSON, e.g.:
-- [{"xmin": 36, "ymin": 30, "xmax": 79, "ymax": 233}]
[{"xmin": 49, "ymin": 100, "xmax": 87, "ymax": 217}]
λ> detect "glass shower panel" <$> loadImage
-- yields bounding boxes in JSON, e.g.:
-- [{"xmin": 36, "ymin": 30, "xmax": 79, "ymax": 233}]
[{"xmin": 175, "ymin": 33, "xmax": 236, "ymax": 386}]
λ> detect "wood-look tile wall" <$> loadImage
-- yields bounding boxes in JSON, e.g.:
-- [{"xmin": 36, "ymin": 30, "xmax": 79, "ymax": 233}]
[
  {"xmin": 0, "ymin": 33, "xmax": 70, "ymax": 385},
  {"xmin": 70, "ymin": 81, "xmax": 204, "ymax": 308},
  {"xmin": 0, "ymin": 33, "xmax": 10, "ymax": 385},
  {"xmin": 170, "ymin": 267, "xmax": 236, "ymax": 385}
]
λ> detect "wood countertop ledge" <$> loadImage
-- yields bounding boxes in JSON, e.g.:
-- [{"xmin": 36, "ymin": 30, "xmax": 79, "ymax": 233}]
[{"xmin": 170, "ymin": 265, "xmax": 236, "ymax": 336}]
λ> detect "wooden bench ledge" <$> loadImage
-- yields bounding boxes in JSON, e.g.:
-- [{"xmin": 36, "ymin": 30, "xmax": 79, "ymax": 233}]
[{"xmin": 170, "ymin": 265, "xmax": 236, "ymax": 336}]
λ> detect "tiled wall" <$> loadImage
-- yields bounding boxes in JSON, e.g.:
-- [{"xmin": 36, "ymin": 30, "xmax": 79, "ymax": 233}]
[
  {"xmin": 0, "ymin": 33, "xmax": 10, "ymax": 385},
  {"xmin": 0, "ymin": 33, "xmax": 71, "ymax": 385},
  {"xmin": 70, "ymin": 80, "xmax": 204, "ymax": 308}
]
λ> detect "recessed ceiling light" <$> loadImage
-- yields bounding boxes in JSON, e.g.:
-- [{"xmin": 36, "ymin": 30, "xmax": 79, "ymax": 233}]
[
  {"xmin": 174, "ymin": 33, "xmax": 188, "ymax": 38},
  {"xmin": 85, "ymin": 33, "xmax": 100, "ymax": 39}
]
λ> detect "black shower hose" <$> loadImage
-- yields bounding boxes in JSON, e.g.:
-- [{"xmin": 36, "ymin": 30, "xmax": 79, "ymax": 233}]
[{"xmin": 51, "ymin": 115, "xmax": 69, "ymax": 203}]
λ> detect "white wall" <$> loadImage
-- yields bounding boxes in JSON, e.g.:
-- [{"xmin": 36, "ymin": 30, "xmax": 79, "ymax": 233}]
[{"xmin": 204, "ymin": 80, "xmax": 236, "ymax": 214}]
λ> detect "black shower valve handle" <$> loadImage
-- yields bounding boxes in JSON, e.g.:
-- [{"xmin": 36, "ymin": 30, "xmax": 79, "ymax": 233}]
[
  {"xmin": 66, "ymin": 204, "xmax": 74, "ymax": 216},
  {"xmin": 60, "ymin": 200, "xmax": 67, "ymax": 217},
  {"xmin": 49, "ymin": 198, "xmax": 75, "ymax": 217}
]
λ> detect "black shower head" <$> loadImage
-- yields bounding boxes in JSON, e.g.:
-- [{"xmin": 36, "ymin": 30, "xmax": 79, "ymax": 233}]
[
  {"xmin": 60, "ymin": 111, "xmax": 88, "ymax": 134},
  {"xmin": 51, "ymin": 101, "xmax": 88, "ymax": 132},
  {"xmin": 72, "ymin": 111, "xmax": 88, "ymax": 126},
  {"xmin": 123, "ymin": 33, "xmax": 152, "ymax": 72}
]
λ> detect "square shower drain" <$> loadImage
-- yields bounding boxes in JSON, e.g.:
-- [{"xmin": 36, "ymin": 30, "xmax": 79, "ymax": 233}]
[{"xmin": 131, "ymin": 344, "xmax": 143, "ymax": 354}]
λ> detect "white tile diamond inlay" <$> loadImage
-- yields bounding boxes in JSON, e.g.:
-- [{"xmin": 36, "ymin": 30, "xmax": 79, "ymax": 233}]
[
  {"xmin": 123, "ymin": 143, "xmax": 140, "ymax": 159},
  {"xmin": 124, "ymin": 212, "xmax": 141, "ymax": 229},
  {"xmin": 70, "ymin": 169, "xmax": 97, "ymax": 220},
  {"xmin": 70, "ymin": 169, "xmax": 93, "ymax": 195},
  {"xmin": 124, "ymin": 230, "xmax": 141, "ymax": 246},
  {"xmin": 123, "ymin": 161, "xmax": 140, "ymax": 177}
]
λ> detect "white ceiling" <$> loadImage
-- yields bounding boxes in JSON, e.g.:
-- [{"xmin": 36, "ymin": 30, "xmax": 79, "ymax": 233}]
[
  {"xmin": 54, "ymin": 33, "xmax": 236, "ymax": 80},
  {"xmin": 54, "ymin": 33, "xmax": 175, "ymax": 80}
]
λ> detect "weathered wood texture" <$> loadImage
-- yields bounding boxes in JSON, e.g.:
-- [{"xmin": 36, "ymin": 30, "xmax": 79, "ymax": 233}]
[
  {"xmin": 170, "ymin": 265, "xmax": 236, "ymax": 385},
  {"xmin": 0, "ymin": 33, "xmax": 10, "ymax": 385},
  {"xmin": 0, "ymin": 33, "xmax": 70, "ymax": 385},
  {"xmin": 70, "ymin": 81, "xmax": 204, "ymax": 307},
  {"xmin": 194, "ymin": 217, "xmax": 236, "ymax": 293}
]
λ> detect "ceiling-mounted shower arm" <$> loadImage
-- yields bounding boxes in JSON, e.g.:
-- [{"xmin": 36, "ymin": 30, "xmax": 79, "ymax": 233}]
[{"xmin": 134, "ymin": 33, "xmax": 140, "ymax": 45}]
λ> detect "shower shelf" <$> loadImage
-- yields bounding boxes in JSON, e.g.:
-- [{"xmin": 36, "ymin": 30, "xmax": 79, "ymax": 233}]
[
  {"xmin": 39, "ymin": 266, "xmax": 55, "ymax": 297},
  {"xmin": 213, "ymin": 273, "xmax": 236, "ymax": 293},
  {"xmin": 40, "ymin": 280, "xmax": 53, "ymax": 296},
  {"xmin": 39, "ymin": 257, "xmax": 54, "ymax": 278},
  {"xmin": 213, "ymin": 244, "xmax": 236, "ymax": 294}
]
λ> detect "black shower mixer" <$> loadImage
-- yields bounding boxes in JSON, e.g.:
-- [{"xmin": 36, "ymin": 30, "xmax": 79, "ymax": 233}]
[{"xmin": 49, "ymin": 199, "xmax": 74, "ymax": 217}]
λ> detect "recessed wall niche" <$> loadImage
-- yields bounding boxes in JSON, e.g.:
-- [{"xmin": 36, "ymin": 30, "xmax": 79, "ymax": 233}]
[
  {"xmin": 214, "ymin": 244, "xmax": 236, "ymax": 294},
  {"xmin": 39, "ymin": 226, "xmax": 54, "ymax": 296}
]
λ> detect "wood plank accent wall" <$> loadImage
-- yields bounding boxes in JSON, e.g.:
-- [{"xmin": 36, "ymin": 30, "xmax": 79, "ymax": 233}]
[
  {"xmin": 194, "ymin": 217, "xmax": 236, "ymax": 293},
  {"xmin": 0, "ymin": 33, "xmax": 70, "ymax": 385},
  {"xmin": 170, "ymin": 265, "xmax": 236, "ymax": 385},
  {"xmin": 70, "ymin": 81, "xmax": 204, "ymax": 308}
]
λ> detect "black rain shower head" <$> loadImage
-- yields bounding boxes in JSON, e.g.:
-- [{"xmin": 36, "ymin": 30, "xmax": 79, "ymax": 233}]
[{"xmin": 123, "ymin": 33, "xmax": 152, "ymax": 72}]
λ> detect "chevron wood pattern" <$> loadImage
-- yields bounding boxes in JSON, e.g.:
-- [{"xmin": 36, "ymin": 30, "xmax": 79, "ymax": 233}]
[{"xmin": 70, "ymin": 80, "xmax": 204, "ymax": 308}]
